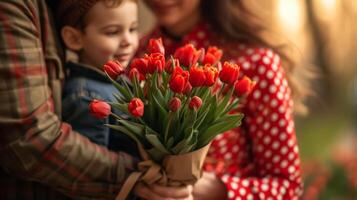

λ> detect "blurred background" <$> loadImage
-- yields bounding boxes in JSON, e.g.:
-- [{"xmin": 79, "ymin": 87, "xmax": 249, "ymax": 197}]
[{"xmin": 138, "ymin": 0, "xmax": 357, "ymax": 199}]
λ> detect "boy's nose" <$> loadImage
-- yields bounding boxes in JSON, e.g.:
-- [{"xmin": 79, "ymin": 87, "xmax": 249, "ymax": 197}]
[{"xmin": 120, "ymin": 32, "xmax": 132, "ymax": 48}]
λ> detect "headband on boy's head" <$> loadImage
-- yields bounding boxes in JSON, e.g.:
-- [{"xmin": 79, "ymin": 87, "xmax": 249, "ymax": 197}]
[{"xmin": 56, "ymin": 0, "xmax": 99, "ymax": 27}]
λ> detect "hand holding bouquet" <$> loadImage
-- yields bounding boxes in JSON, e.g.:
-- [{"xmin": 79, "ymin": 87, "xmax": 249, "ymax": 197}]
[{"xmin": 90, "ymin": 38, "xmax": 255, "ymax": 199}]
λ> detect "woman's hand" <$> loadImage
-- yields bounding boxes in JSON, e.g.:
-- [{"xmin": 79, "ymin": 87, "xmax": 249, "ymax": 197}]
[
  {"xmin": 193, "ymin": 172, "xmax": 228, "ymax": 200},
  {"xmin": 134, "ymin": 182, "xmax": 193, "ymax": 200}
]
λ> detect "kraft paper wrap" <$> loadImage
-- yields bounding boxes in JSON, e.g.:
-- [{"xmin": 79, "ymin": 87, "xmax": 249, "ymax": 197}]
[{"xmin": 115, "ymin": 143, "xmax": 211, "ymax": 200}]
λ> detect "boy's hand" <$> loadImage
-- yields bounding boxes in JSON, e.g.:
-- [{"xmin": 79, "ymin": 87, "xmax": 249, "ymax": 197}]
[{"xmin": 134, "ymin": 182, "xmax": 193, "ymax": 200}]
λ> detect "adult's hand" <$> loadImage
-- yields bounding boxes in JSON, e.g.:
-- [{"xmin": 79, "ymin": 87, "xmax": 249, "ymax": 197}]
[
  {"xmin": 134, "ymin": 182, "xmax": 193, "ymax": 200},
  {"xmin": 193, "ymin": 172, "xmax": 228, "ymax": 200}
]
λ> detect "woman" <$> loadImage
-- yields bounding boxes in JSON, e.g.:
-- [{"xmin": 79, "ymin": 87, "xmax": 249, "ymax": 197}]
[{"xmin": 138, "ymin": 0, "xmax": 309, "ymax": 199}]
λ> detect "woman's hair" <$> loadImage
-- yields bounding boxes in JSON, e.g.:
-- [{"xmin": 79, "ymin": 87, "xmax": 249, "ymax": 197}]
[{"xmin": 201, "ymin": 0, "xmax": 312, "ymax": 114}]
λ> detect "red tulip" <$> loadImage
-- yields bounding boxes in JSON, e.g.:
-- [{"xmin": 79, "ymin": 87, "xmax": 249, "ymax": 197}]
[
  {"xmin": 219, "ymin": 62, "xmax": 240, "ymax": 85},
  {"xmin": 169, "ymin": 66, "xmax": 189, "ymax": 93},
  {"xmin": 148, "ymin": 38, "xmax": 165, "ymax": 55},
  {"xmin": 189, "ymin": 96, "xmax": 202, "ymax": 110},
  {"xmin": 129, "ymin": 68, "xmax": 145, "ymax": 81},
  {"xmin": 103, "ymin": 60, "xmax": 124, "ymax": 80},
  {"xmin": 189, "ymin": 65, "xmax": 206, "ymax": 87},
  {"xmin": 183, "ymin": 82, "xmax": 192, "ymax": 95},
  {"xmin": 174, "ymin": 44, "xmax": 201, "ymax": 68},
  {"xmin": 203, "ymin": 46, "xmax": 223, "ymax": 65},
  {"xmin": 131, "ymin": 57, "xmax": 148, "ymax": 75},
  {"xmin": 147, "ymin": 53, "xmax": 165, "ymax": 74},
  {"xmin": 165, "ymin": 58, "xmax": 180, "ymax": 74},
  {"xmin": 234, "ymin": 76, "xmax": 256, "ymax": 97},
  {"xmin": 203, "ymin": 64, "xmax": 218, "ymax": 86},
  {"xmin": 89, "ymin": 100, "xmax": 111, "ymax": 119},
  {"xmin": 128, "ymin": 98, "xmax": 144, "ymax": 117},
  {"xmin": 169, "ymin": 97, "xmax": 181, "ymax": 112}
]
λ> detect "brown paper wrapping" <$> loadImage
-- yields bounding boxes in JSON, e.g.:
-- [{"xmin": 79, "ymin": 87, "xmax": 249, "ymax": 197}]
[{"xmin": 115, "ymin": 143, "xmax": 211, "ymax": 200}]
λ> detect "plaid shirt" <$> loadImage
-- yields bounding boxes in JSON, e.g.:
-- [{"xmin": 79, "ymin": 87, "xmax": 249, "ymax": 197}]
[{"xmin": 0, "ymin": 1, "xmax": 135, "ymax": 199}]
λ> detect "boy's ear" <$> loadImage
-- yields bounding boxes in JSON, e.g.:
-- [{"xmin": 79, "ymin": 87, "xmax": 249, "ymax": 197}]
[{"xmin": 61, "ymin": 26, "xmax": 83, "ymax": 51}]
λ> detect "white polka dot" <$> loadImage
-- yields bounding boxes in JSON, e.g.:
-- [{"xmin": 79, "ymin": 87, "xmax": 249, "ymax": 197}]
[
  {"xmin": 269, "ymin": 85, "xmax": 277, "ymax": 93},
  {"xmin": 272, "ymin": 188, "xmax": 278, "ymax": 196},
  {"xmin": 283, "ymin": 180, "xmax": 290, "ymax": 187},
  {"xmin": 257, "ymin": 116, "xmax": 263, "ymax": 124},
  {"xmin": 221, "ymin": 175, "xmax": 229, "ymax": 183},
  {"xmin": 232, "ymin": 145, "xmax": 239, "ymax": 152},
  {"xmin": 263, "ymin": 95, "xmax": 270, "ymax": 102},
  {"xmin": 253, "ymin": 90, "xmax": 261, "ymax": 99},
  {"xmin": 259, "ymin": 193, "xmax": 265, "ymax": 199},
  {"xmin": 247, "ymin": 194, "xmax": 254, "ymax": 200},
  {"xmin": 265, "ymin": 150, "xmax": 272, "ymax": 158},
  {"xmin": 263, "ymin": 122, "xmax": 270, "ymax": 130},
  {"xmin": 219, "ymin": 139, "xmax": 227, "ymax": 147},
  {"xmin": 235, "ymin": 197, "xmax": 241, "ymax": 200},
  {"xmin": 279, "ymin": 133, "xmax": 287, "ymax": 141},
  {"xmin": 271, "ymin": 113, "xmax": 278, "ymax": 121},
  {"xmin": 242, "ymin": 180, "xmax": 249, "ymax": 187},
  {"xmin": 280, "ymin": 187, "xmax": 286, "ymax": 194},
  {"xmin": 220, "ymin": 146, "xmax": 227, "ymax": 154},
  {"xmin": 263, "ymin": 56, "xmax": 271, "ymax": 65},
  {"xmin": 280, "ymin": 160, "xmax": 288, "ymax": 168},
  {"xmin": 261, "ymin": 184, "xmax": 269, "ymax": 191},
  {"xmin": 273, "ymin": 155, "xmax": 280, "ymax": 163},
  {"xmin": 281, "ymin": 146, "xmax": 288, "ymax": 154},
  {"xmin": 239, "ymin": 188, "xmax": 246, "ymax": 195},
  {"xmin": 278, "ymin": 106, "xmax": 286, "ymax": 113},
  {"xmin": 252, "ymin": 54, "xmax": 261, "ymax": 62},
  {"xmin": 270, "ymin": 99, "xmax": 278, "ymax": 107},
  {"xmin": 267, "ymin": 50, "xmax": 273, "ymax": 58},
  {"xmin": 272, "ymin": 180, "xmax": 279, "ymax": 188},
  {"xmin": 225, "ymin": 153, "xmax": 232, "ymax": 159},
  {"xmin": 294, "ymin": 146, "xmax": 299, "ymax": 153},
  {"xmin": 242, "ymin": 62, "xmax": 250, "ymax": 70},
  {"xmin": 267, "ymin": 70, "xmax": 274, "ymax": 79},
  {"xmin": 274, "ymin": 77, "xmax": 281, "ymax": 85},
  {"xmin": 288, "ymin": 152, "xmax": 295, "ymax": 160},
  {"xmin": 263, "ymin": 136, "xmax": 271, "ymax": 144},
  {"xmin": 279, "ymin": 119, "xmax": 286, "ymax": 127},
  {"xmin": 277, "ymin": 92, "xmax": 283, "ymax": 100},
  {"xmin": 288, "ymin": 139, "xmax": 294, "ymax": 147},
  {"xmin": 272, "ymin": 63, "xmax": 278, "ymax": 71},
  {"xmin": 271, "ymin": 127, "xmax": 278, "ymax": 135},
  {"xmin": 258, "ymin": 65, "xmax": 266, "ymax": 74},
  {"xmin": 246, "ymin": 48, "xmax": 254, "ymax": 54},
  {"xmin": 228, "ymin": 191, "xmax": 235, "ymax": 198},
  {"xmin": 260, "ymin": 80, "xmax": 267, "ymax": 88},
  {"xmin": 231, "ymin": 182, "xmax": 238, "ymax": 189},
  {"xmin": 272, "ymin": 141, "xmax": 280, "ymax": 149}
]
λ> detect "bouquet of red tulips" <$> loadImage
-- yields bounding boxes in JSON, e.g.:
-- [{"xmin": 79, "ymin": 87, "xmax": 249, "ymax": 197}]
[{"xmin": 90, "ymin": 38, "xmax": 255, "ymax": 199}]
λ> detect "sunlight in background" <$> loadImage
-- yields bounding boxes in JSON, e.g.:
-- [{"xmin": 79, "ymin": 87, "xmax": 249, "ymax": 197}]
[
  {"xmin": 315, "ymin": 0, "xmax": 338, "ymax": 20},
  {"xmin": 277, "ymin": 0, "xmax": 304, "ymax": 32}
]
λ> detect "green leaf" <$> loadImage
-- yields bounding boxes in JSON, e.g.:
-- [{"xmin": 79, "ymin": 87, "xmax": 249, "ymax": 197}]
[
  {"xmin": 197, "ymin": 114, "xmax": 244, "ymax": 148},
  {"xmin": 109, "ymin": 102, "xmax": 128, "ymax": 114},
  {"xmin": 145, "ymin": 134, "xmax": 170, "ymax": 154},
  {"xmin": 105, "ymin": 124, "xmax": 141, "ymax": 144},
  {"xmin": 216, "ymin": 86, "xmax": 234, "ymax": 117},
  {"xmin": 106, "ymin": 72, "xmax": 132, "ymax": 101}
]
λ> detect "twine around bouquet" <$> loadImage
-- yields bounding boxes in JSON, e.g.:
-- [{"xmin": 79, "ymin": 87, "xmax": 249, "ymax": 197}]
[{"xmin": 115, "ymin": 143, "xmax": 211, "ymax": 200}]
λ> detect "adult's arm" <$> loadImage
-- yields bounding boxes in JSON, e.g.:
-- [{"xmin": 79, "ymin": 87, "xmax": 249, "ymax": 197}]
[{"xmin": 0, "ymin": 1, "xmax": 134, "ymax": 199}]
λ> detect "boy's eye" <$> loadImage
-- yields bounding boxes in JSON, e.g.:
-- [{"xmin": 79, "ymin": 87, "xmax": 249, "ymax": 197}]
[
  {"xmin": 105, "ymin": 30, "xmax": 119, "ymax": 35},
  {"xmin": 130, "ymin": 27, "xmax": 138, "ymax": 33}
]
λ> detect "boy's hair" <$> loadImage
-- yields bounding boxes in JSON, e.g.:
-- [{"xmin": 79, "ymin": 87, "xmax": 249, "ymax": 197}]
[{"xmin": 56, "ymin": 0, "xmax": 136, "ymax": 30}]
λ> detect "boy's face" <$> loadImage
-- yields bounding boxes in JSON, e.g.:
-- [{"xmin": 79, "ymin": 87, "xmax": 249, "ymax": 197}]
[{"xmin": 79, "ymin": 1, "xmax": 139, "ymax": 68}]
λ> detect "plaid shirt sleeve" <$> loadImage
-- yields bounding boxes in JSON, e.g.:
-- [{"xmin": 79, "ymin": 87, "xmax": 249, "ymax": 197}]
[{"xmin": 0, "ymin": 1, "xmax": 135, "ymax": 199}]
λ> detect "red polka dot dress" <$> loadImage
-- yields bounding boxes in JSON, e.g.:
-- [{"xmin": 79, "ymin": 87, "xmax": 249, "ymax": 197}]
[{"xmin": 139, "ymin": 21, "xmax": 303, "ymax": 199}]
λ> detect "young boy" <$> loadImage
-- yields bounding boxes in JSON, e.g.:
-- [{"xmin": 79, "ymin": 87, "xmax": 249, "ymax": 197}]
[{"xmin": 57, "ymin": 0, "xmax": 139, "ymax": 155}]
